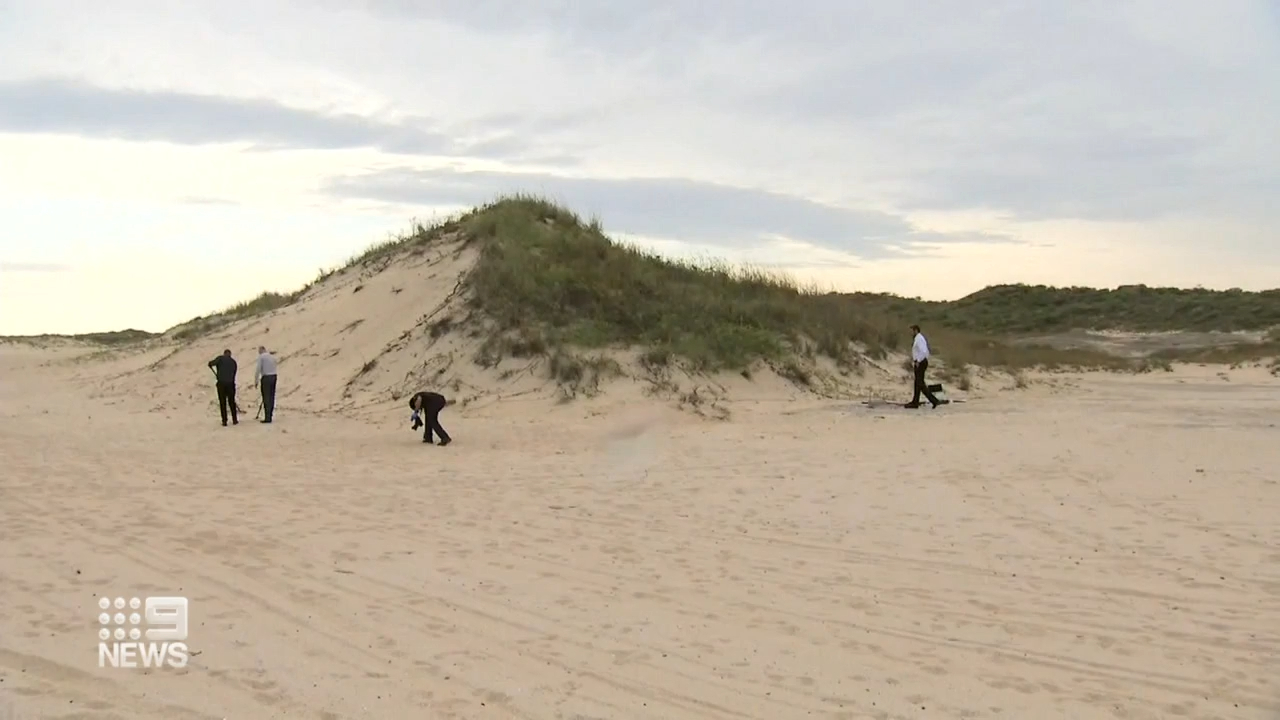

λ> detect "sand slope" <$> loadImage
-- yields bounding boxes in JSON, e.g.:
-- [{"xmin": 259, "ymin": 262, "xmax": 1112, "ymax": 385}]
[
  {"xmin": 2, "ymin": 333, "xmax": 1278, "ymax": 719},
  {"xmin": 33, "ymin": 235, "xmax": 586, "ymax": 427},
  {"xmin": 72, "ymin": 235, "xmax": 487, "ymax": 416}
]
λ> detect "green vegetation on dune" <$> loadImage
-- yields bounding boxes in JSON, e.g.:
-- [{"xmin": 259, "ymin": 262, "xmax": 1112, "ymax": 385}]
[
  {"xmin": 76, "ymin": 329, "xmax": 160, "ymax": 344},
  {"xmin": 168, "ymin": 290, "xmax": 305, "ymax": 341},
  {"xmin": 458, "ymin": 197, "xmax": 900, "ymax": 371},
  {"xmin": 0, "ymin": 328, "xmax": 159, "ymax": 345},
  {"xmin": 915, "ymin": 284, "xmax": 1280, "ymax": 334},
  {"xmin": 444, "ymin": 197, "xmax": 1140, "ymax": 375},
  {"xmin": 9, "ymin": 196, "xmax": 1276, "ymax": 384}
]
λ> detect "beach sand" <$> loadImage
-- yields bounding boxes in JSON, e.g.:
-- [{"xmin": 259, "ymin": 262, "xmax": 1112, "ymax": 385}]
[{"xmin": 1, "ymin": 340, "xmax": 1277, "ymax": 719}]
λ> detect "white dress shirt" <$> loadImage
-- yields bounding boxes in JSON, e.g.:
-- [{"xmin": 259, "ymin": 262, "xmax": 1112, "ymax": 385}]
[
  {"xmin": 911, "ymin": 333, "xmax": 930, "ymax": 363},
  {"xmin": 254, "ymin": 352, "xmax": 278, "ymax": 383}
]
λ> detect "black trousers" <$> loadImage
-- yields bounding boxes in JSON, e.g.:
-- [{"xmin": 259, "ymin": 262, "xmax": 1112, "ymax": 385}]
[
  {"xmin": 260, "ymin": 374, "xmax": 277, "ymax": 421},
  {"xmin": 912, "ymin": 359, "xmax": 940, "ymax": 406},
  {"xmin": 422, "ymin": 397, "xmax": 450, "ymax": 443},
  {"xmin": 216, "ymin": 382, "xmax": 238, "ymax": 424}
]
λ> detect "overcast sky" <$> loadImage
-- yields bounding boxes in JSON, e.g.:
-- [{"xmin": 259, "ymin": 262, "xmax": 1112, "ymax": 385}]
[{"xmin": 1, "ymin": 0, "xmax": 1277, "ymax": 334}]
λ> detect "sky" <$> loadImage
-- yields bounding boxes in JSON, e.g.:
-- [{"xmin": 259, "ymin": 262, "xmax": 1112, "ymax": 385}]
[{"xmin": 1, "ymin": 0, "xmax": 1277, "ymax": 335}]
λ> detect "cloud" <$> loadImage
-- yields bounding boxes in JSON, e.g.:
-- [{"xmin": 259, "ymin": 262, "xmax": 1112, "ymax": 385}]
[
  {"xmin": 347, "ymin": 0, "xmax": 1280, "ymax": 227},
  {"xmin": 0, "ymin": 78, "xmax": 560, "ymax": 161},
  {"xmin": 1, "ymin": 262, "xmax": 72, "ymax": 272},
  {"xmin": 321, "ymin": 166, "xmax": 1019, "ymax": 259},
  {"xmin": 0, "ymin": 0, "xmax": 1278, "ymax": 293}
]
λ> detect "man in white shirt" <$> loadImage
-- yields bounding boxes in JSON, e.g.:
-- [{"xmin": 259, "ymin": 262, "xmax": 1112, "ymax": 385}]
[
  {"xmin": 253, "ymin": 346, "xmax": 279, "ymax": 423},
  {"xmin": 906, "ymin": 324, "xmax": 941, "ymax": 409}
]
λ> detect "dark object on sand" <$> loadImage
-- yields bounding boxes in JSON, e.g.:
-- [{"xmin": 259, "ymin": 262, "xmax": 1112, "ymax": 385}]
[{"xmin": 862, "ymin": 396, "xmax": 957, "ymax": 410}]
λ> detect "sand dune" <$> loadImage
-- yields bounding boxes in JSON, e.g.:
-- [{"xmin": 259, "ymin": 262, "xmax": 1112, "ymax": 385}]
[
  {"xmin": 3, "ymin": 215, "xmax": 1279, "ymax": 718},
  {"xmin": 55, "ymin": 234, "xmax": 490, "ymax": 421},
  {"xmin": 2, "ymin": 330, "xmax": 1279, "ymax": 719},
  {"xmin": 18, "ymin": 228, "xmax": 948, "ymax": 434}
]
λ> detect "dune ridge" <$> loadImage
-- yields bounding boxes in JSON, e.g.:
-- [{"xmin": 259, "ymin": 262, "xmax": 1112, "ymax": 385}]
[
  {"xmin": 10, "ymin": 198, "xmax": 983, "ymax": 422},
  {"xmin": 17, "ymin": 196, "xmax": 1277, "ymax": 422}
]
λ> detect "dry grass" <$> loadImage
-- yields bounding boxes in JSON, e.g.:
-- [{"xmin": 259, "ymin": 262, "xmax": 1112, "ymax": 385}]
[
  {"xmin": 0, "ymin": 328, "xmax": 156, "ymax": 346},
  {"xmin": 168, "ymin": 290, "xmax": 305, "ymax": 341}
]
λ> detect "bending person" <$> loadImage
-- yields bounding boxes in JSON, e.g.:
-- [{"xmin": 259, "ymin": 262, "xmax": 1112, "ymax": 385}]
[{"xmin": 408, "ymin": 390, "xmax": 453, "ymax": 445}]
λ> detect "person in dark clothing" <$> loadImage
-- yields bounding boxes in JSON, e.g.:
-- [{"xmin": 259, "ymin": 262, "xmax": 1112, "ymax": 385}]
[
  {"xmin": 905, "ymin": 324, "xmax": 941, "ymax": 409},
  {"xmin": 408, "ymin": 391, "xmax": 452, "ymax": 445},
  {"xmin": 207, "ymin": 349, "xmax": 240, "ymax": 426}
]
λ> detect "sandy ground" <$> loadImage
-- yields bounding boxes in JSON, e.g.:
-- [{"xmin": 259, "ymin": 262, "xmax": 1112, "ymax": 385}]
[{"xmin": 2, "ymin": 345, "xmax": 1278, "ymax": 719}]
